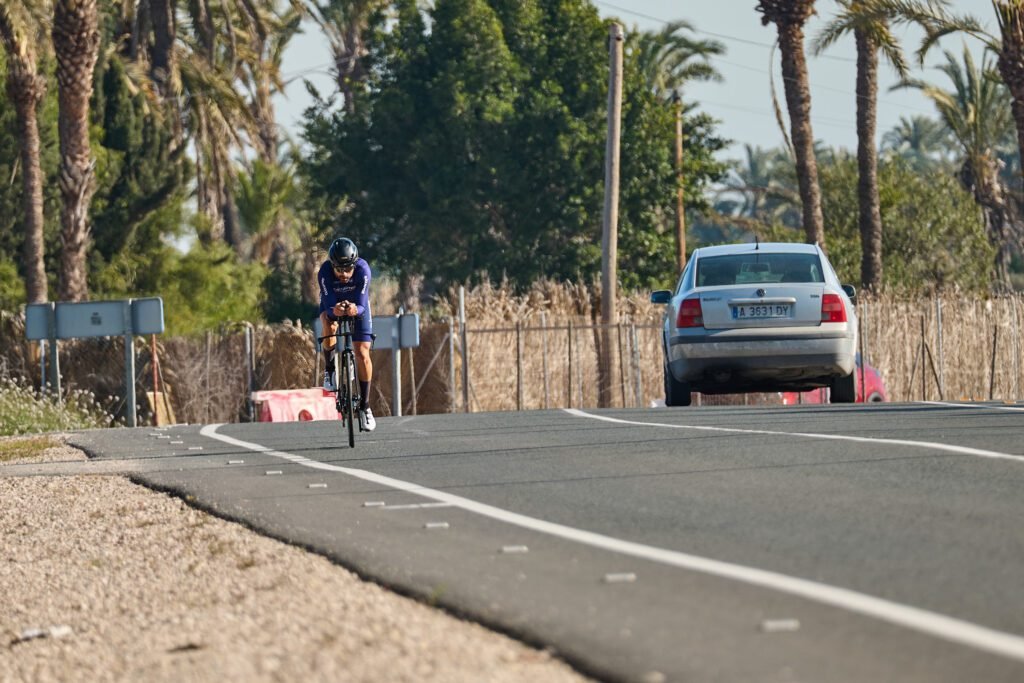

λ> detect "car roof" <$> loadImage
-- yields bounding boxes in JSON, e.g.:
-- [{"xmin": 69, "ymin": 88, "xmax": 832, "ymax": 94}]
[{"xmin": 693, "ymin": 242, "xmax": 820, "ymax": 258}]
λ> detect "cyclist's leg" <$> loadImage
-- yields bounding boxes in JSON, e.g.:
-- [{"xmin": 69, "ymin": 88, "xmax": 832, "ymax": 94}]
[
  {"xmin": 320, "ymin": 312, "xmax": 338, "ymax": 389},
  {"xmin": 353, "ymin": 341, "xmax": 372, "ymax": 406},
  {"xmin": 353, "ymin": 339, "xmax": 375, "ymax": 431}
]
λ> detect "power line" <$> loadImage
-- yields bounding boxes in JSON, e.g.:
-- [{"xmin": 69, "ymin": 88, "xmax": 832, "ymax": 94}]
[{"xmin": 594, "ymin": 0, "xmax": 858, "ymax": 63}]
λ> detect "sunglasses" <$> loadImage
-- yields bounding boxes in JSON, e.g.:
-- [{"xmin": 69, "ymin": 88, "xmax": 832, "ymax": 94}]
[{"xmin": 333, "ymin": 264, "xmax": 355, "ymax": 273}]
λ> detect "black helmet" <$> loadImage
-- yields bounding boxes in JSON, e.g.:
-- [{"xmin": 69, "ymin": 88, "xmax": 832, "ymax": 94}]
[{"xmin": 328, "ymin": 237, "xmax": 358, "ymax": 269}]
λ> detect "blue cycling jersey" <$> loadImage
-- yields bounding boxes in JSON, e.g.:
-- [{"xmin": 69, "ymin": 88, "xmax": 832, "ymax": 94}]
[{"xmin": 318, "ymin": 258, "xmax": 372, "ymax": 341}]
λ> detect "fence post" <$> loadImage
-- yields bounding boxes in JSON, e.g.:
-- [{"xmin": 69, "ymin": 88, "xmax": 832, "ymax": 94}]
[
  {"xmin": 448, "ymin": 317, "xmax": 456, "ymax": 413},
  {"xmin": 630, "ymin": 323, "xmax": 642, "ymax": 408},
  {"xmin": 245, "ymin": 323, "xmax": 256, "ymax": 422},
  {"xmin": 617, "ymin": 322, "xmax": 627, "ymax": 408},
  {"xmin": 920, "ymin": 315, "xmax": 927, "ymax": 401},
  {"xmin": 858, "ymin": 300, "xmax": 865, "ymax": 401},
  {"xmin": 516, "ymin": 321, "xmax": 523, "ymax": 411},
  {"xmin": 936, "ymin": 297, "xmax": 944, "ymax": 398},
  {"xmin": 460, "ymin": 286, "xmax": 469, "ymax": 413},
  {"xmin": 567, "ymin": 319, "xmax": 573, "ymax": 409},
  {"xmin": 990, "ymin": 325, "xmax": 999, "ymax": 401},
  {"xmin": 1013, "ymin": 296, "xmax": 1021, "ymax": 400},
  {"xmin": 540, "ymin": 312, "xmax": 550, "ymax": 409},
  {"xmin": 205, "ymin": 331, "xmax": 212, "ymax": 423}
]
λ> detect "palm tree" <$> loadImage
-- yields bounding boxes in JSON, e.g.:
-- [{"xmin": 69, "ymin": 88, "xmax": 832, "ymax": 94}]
[
  {"xmin": 0, "ymin": 0, "xmax": 49, "ymax": 303},
  {"xmin": 881, "ymin": 114, "xmax": 955, "ymax": 168},
  {"xmin": 234, "ymin": 159, "xmax": 300, "ymax": 265},
  {"xmin": 895, "ymin": 48, "xmax": 1016, "ymax": 288},
  {"xmin": 716, "ymin": 144, "xmax": 801, "ymax": 226},
  {"xmin": 756, "ymin": 0, "xmax": 826, "ymax": 248},
  {"xmin": 632, "ymin": 20, "xmax": 725, "ymax": 101},
  {"xmin": 813, "ymin": 0, "xmax": 935, "ymax": 292},
  {"xmin": 993, "ymin": 2, "xmax": 1024, "ymax": 191},
  {"xmin": 906, "ymin": 1, "xmax": 1024, "ymax": 185},
  {"xmin": 307, "ymin": 0, "xmax": 390, "ymax": 115},
  {"xmin": 52, "ymin": 0, "xmax": 100, "ymax": 302}
]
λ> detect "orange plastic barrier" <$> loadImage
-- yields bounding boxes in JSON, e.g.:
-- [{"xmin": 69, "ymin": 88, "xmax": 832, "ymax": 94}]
[{"xmin": 252, "ymin": 388, "xmax": 340, "ymax": 422}]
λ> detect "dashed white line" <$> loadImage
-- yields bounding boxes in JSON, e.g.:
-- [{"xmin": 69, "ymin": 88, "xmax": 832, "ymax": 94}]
[{"xmin": 199, "ymin": 423, "xmax": 1024, "ymax": 663}]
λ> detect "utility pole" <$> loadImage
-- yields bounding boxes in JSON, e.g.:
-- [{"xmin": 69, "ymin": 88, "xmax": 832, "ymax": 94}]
[
  {"xmin": 673, "ymin": 90, "xmax": 686, "ymax": 273},
  {"xmin": 600, "ymin": 23, "xmax": 624, "ymax": 408}
]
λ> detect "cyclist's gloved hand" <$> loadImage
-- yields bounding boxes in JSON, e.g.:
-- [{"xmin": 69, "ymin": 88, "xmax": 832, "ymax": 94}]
[{"xmin": 333, "ymin": 301, "xmax": 357, "ymax": 318}]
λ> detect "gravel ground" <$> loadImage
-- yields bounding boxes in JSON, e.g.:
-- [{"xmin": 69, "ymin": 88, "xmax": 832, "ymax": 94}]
[{"xmin": 0, "ymin": 436, "xmax": 591, "ymax": 683}]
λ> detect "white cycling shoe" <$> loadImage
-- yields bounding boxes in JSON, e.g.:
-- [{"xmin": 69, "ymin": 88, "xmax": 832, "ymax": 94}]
[
  {"xmin": 359, "ymin": 407, "xmax": 376, "ymax": 432},
  {"xmin": 322, "ymin": 370, "xmax": 336, "ymax": 392}
]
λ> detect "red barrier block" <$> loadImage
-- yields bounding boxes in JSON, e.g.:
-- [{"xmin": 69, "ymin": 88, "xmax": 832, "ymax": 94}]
[{"xmin": 252, "ymin": 388, "xmax": 340, "ymax": 422}]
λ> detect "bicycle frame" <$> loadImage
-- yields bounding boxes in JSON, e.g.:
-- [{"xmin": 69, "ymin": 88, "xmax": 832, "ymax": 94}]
[{"xmin": 319, "ymin": 316, "xmax": 359, "ymax": 447}]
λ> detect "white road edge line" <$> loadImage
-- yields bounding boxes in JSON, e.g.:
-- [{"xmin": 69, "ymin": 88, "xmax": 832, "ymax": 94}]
[
  {"xmin": 199, "ymin": 422, "xmax": 1024, "ymax": 663},
  {"xmin": 563, "ymin": 408, "xmax": 1024, "ymax": 464},
  {"xmin": 921, "ymin": 400, "xmax": 1024, "ymax": 413}
]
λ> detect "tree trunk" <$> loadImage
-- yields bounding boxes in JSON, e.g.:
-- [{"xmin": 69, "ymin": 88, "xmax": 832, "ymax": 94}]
[
  {"xmin": 855, "ymin": 27, "xmax": 882, "ymax": 292},
  {"xmin": 6, "ymin": 55, "xmax": 48, "ymax": 303},
  {"xmin": 53, "ymin": 0, "xmax": 101, "ymax": 302},
  {"xmin": 960, "ymin": 158, "xmax": 1013, "ymax": 291},
  {"xmin": 149, "ymin": 0, "xmax": 173, "ymax": 97},
  {"xmin": 776, "ymin": 22, "xmax": 825, "ymax": 248},
  {"xmin": 300, "ymin": 230, "xmax": 320, "ymax": 306}
]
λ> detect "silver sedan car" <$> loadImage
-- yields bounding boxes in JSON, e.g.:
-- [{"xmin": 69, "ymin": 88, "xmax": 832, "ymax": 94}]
[{"xmin": 650, "ymin": 242, "xmax": 858, "ymax": 406}]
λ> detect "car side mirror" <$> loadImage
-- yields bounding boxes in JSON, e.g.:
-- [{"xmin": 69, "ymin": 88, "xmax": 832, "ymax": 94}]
[
  {"xmin": 650, "ymin": 290, "xmax": 672, "ymax": 304},
  {"xmin": 842, "ymin": 284, "xmax": 857, "ymax": 303}
]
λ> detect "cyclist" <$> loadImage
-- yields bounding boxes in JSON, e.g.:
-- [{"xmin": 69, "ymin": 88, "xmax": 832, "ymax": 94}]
[{"xmin": 318, "ymin": 237, "xmax": 376, "ymax": 432}]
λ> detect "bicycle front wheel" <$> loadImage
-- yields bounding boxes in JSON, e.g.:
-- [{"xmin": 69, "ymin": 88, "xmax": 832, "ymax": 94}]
[{"xmin": 341, "ymin": 352, "xmax": 356, "ymax": 448}]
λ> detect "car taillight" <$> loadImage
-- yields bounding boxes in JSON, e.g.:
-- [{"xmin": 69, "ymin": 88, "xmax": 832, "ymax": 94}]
[
  {"xmin": 821, "ymin": 293, "xmax": 846, "ymax": 323},
  {"xmin": 676, "ymin": 297, "xmax": 703, "ymax": 328}
]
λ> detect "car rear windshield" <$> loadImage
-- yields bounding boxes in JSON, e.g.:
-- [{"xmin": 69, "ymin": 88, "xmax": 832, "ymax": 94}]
[{"xmin": 696, "ymin": 253, "xmax": 825, "ymax": 286}]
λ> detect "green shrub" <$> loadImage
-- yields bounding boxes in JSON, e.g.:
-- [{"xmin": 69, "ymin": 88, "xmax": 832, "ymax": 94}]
[{"xmin": 0, "ymin": 378, "xmax": 115, "ymax": 436}]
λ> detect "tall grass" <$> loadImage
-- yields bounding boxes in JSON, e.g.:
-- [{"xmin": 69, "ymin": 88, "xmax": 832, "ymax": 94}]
[{"xmin": 0, "ymin": 378, "xmax": 115, "ymax": 436}]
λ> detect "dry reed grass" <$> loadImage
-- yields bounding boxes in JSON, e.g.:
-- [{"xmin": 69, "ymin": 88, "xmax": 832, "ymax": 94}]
[{"xmin": 2, "ymin": 286, "xmax": 1022, "ymax": 425}]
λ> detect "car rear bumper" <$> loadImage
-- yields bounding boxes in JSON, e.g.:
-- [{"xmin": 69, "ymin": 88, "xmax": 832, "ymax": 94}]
[{"xmin": 667, "ymin": 331, "xmax": 856, "ymax": 388}]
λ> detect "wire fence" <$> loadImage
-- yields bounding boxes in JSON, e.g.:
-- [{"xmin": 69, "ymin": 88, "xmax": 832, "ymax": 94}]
[{"xmin": 2, "ymin": 292, "xmax": 1023, "ymax": 427}]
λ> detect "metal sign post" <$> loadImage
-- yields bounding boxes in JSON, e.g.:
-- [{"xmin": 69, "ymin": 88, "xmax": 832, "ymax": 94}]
[
  {"xmin": 392, "ymin": 308, "xmax": 402, "ymax": 417},
  {"xmin": 123, "ymin": 300, "xmax": 136, "ymax": 426},
  {"xmin": 371, "ymin": 311, "xmax": 421, "ymax": 418},
  {"xmin": 313, "ymin": 313, "xmax": 420, "ymax": 417},
  {"xmin": 26, "ymin": 297, "xmax": 164, "ymax": 428}
]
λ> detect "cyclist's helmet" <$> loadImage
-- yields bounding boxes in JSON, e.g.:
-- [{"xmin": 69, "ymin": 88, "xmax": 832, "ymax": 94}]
[{"xmin": 328, "ymin": 237, "xmax": 358, "ymax": 269}]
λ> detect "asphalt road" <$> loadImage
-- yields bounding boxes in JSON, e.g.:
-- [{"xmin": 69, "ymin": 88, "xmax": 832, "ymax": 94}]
[{"xmin": 66, "ymin": 401, "xmax": 1024, "ymax": 683}]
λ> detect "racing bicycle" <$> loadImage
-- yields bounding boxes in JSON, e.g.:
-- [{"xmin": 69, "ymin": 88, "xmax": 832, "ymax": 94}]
[{"xmin": 318, "ymin": 316, "xmax": 363, "ymax": 448}]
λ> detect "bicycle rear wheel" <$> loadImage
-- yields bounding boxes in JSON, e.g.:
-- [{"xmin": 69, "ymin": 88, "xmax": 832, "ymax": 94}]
[{"xmin": 341, "ymin": 351, "xmax": 356, "ymax": 448}]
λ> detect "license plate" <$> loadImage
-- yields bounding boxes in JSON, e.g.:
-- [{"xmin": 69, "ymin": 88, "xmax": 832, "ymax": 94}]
[{"xmin": 731, "ymin": 304, "xmax": 791, "ymax": 319}]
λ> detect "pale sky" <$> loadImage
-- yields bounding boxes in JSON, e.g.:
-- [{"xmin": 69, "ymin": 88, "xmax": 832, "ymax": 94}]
[{"xmin": 273, "ymin": 0, "xmax": 998, "ymax": 159}]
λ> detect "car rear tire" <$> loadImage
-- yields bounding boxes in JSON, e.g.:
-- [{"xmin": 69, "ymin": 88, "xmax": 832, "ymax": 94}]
[
  {"xmin": 664, "ymin": 363, "xmax": 692, "ymax": 407},
  {"xmin": 830, "ymin": 371, "xmax": 856, "ymax": 403}
]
